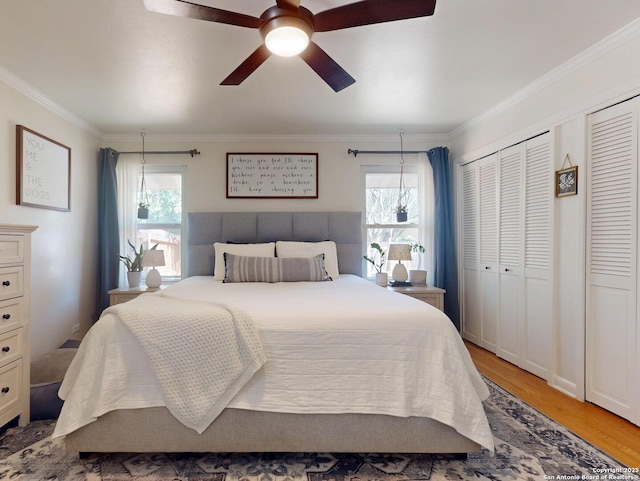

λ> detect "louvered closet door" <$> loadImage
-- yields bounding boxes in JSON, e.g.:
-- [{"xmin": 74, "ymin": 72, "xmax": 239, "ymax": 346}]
[
  {"xmin": 461, "ymin": 162, "xmax": 481, "ymax": 344},
  {"xmin": 587, "ymin": 99, "xmax": 639, "ymax": 423},
  {"xmin": 522, "ymin": 133, "xmax": 552, "ymax": 378},
  {"xmin": 497, "ymin": 144, "xmax": 523, "ymax": 365},
  {"xmin": 478, "ymin": 154, "xmax": 498, "ymax": 353}
]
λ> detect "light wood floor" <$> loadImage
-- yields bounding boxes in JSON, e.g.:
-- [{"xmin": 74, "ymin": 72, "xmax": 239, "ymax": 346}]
[{"xmin": 466, "ymin": 341, "xmax": 640, "ymax": 468}]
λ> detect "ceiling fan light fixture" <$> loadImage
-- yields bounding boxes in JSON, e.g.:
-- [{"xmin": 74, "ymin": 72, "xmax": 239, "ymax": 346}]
[
  {"xmin": 265, "ymin": 25, "xmax": 309, "ymax": 56},
  {"xmin": 261, "ymin": 14, "xmax": 313, "ymax": 57}
]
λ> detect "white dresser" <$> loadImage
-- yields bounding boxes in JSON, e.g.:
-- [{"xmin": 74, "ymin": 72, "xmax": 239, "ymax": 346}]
[{"xmin": 0, "ymin": 224, "xmax": 37, "ymax": 427}]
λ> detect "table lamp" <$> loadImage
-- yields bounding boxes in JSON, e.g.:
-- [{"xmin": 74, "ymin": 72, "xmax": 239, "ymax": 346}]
[
  {"xmin": 387, "ymin": 244, "xmax": 412, "ymax": 283},
  {"xmin": 142, "ymin": 249, "xmax": 165, "ymax": 288}
]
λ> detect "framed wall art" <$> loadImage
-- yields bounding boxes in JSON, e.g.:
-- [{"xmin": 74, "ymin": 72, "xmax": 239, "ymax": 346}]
[
  {"xmin": 16, "ymin": 125, "xmax": 71, "ymax": 211},
  {"xmin": 227, "ymin": 153, "xmax": 318, "ymax": 198},
  {"xmin": 556, "ymin": 155, "xmax": 578, "ymax": 197}
]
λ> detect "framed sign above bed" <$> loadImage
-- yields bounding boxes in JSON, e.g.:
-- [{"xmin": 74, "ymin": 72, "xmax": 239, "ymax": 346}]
[{"xmin": 227, "ymin": 153, "xmax": 318, "ymax": 198}]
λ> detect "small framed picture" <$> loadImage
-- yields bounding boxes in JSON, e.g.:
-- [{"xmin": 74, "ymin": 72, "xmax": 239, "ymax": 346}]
[{"xmin": 556, "ymin": 165, "xmax": 578, "ymax": 197}]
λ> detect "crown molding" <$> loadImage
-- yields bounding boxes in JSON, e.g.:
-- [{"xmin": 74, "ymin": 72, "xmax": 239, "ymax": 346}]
[
  {"xmin": 449, "ymin": 17, "xmax": 640, "ymax": 140},
  {"xmin": 0, "ymin": 64, "xmax": 103, "ymax": 138},
  {"xmin": 103, "ymin": 132, "xmax": 450, "ymax": 145},
  {"xmin": 456, "ymin": 78, "xmax": 640, "ymax": 165}
]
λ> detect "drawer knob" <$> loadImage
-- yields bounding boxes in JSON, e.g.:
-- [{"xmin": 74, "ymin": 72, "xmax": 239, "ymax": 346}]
[
  {"xmin": 1, "ymin": 281, "xmax": 9, "ymax": 287},
  {"xmin": 1, "ymin": 314, "xmax": 9, "ymax": 320},
  {"xmin": 1, "ymin": 387, "xmax": 9, "ymax": 394},
  {"xmin": 1, "ymin": 346, "xmax": 9, "ymax": 353}
]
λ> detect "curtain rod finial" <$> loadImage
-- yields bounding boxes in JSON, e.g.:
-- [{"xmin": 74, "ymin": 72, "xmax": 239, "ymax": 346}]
[{"xmin": 348, "ymin": 148, "xmax": 359, "ymax": 157}]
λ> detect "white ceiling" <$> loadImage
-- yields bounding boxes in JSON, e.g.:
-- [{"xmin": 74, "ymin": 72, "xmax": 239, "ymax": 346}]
[{"xmin": 1, "ymin": 0, "xmax": 639, "ymax": 137}]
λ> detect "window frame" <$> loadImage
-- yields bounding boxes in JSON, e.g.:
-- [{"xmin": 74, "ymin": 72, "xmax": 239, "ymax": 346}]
[
  {"xmin": 135, "ymin": 164, "xmax": 187, "ymax": 282},
  {"xmin": 361, "ymin": 164, "xmax": 426, "ymax": 279}
]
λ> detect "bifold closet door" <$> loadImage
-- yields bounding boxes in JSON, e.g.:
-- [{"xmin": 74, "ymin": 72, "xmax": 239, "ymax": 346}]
[
  {"xmin": 461, "ymin": 162, "xmax": 481, "ymax": 345},
  {"xmin": 478, "ymin": 155, "xmax": 498, "ymax": 353},
  {"xmin": 495, "ymin": 133, "xmax": 552, "ymax": 376},
  {"xmin": 460, "ymin": 155, "xmax": 498, "ymax": 353},
  {"xmin": 522, "ymin": 133, "xmax": 552, "ymax": 379},
  {"xmin": 586, "ymin": 98, "xmax": 639, "ymax": 424},
  {"xmin": 497, "ymin": 144, "xmax": 523, "ymax": 365}
]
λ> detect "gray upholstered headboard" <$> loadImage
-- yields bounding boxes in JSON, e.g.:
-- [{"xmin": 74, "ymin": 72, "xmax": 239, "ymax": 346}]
[{"xmin": 187, "ymin": 211, "xmax": 363, "ymax": 277}]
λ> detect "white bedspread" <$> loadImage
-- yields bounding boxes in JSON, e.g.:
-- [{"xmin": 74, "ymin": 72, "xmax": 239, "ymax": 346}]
[
  {"xmin": 53, "ymin": 275, "xmax": 494, "ymax": 452},
  {"xmin": 102, "ymin": 296, "xmax": 265, "ymax": 433}
]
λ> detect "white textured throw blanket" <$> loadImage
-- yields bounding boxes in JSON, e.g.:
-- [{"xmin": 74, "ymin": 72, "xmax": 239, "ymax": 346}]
[{"xmin": 103, "ymin": 294, "xmax": 266, "ymax": 434}]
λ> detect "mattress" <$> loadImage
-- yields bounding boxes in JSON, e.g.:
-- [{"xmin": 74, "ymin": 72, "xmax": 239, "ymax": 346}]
[{"xmin": 53, "ymin": 275, "xmax": 494, "ymax": 452}]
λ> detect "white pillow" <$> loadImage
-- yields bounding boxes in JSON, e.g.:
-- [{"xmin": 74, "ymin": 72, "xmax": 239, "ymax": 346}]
[
  {"xmin": 276, "ymin": 241, "xmax": 339, "ymax": 279},
  {"xmin": 213, "ymin": 242, "xmax": 276, "ymax": 280}
]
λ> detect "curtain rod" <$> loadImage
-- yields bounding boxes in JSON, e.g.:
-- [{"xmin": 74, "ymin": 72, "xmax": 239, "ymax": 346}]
[
  {"xmin": 116, "ymin": 149, "xmax": 201, "ymax": 157},
  {"xmin": 347, "ymin": 148, "xmax": 426, "ymax": 157}
]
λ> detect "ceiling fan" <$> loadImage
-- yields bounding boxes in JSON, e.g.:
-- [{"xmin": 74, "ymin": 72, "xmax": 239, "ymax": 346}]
[{"xmin": 143, "ymin": 0, "xmax": 437, "ymax": 92}]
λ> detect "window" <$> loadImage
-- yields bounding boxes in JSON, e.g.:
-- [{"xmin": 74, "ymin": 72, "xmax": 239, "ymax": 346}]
[
  {"xmin": 117, "ymin": 155, "xmax": 187, "ymax": 285},
  {"xmin": 135, "ymin": 165, "xmax": 186, "ymax": 282},
  {"xmin": 362, "ymin": 165, "xmax": 424, "ymax": 278}
]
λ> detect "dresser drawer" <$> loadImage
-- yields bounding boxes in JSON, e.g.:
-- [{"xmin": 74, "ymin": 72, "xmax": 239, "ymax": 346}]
[
  {"xmin": 0, "ymin": 299, "xmax": 22, "ymax": 334},
  {"xmin": 0, "ymin": 235, "xmax": 24, "ymax": 266},
  {"xmin": 0, "ymin": 359, "xmax": 22, "ymax": 415},
  {"xmin": 0, "ymin": 267, "xmax": 24, "ymax": 302},
  {"xmin": 0, "ymin": 329, "xmax": 22, "ymax": 367}
]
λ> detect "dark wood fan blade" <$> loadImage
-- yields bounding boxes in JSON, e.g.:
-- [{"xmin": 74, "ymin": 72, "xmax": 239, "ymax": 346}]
[
  {"xmin": 275, "ymin": 0, "xmax": 301, "ymax": 11},
  {"xmin": 143, "ymin": 0, "xmax": 261, "ymax": 28},
  {"xmin": 220, "ymin": 45, "xmax": 271, "ymax": 85},
  {"xmin": 314, "ymin": 0, "xmax": 436, "ymax": 32},
  {"xmin": 299, "ymin": 42, "xmax": 355, "ymax": 92}
]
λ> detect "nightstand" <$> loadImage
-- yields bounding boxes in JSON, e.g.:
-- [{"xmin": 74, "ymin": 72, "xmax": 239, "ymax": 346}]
[
  {"xmin": 108, "ymin": 285, "xmax": 162, "ymax": 306},
  {"xmin": 387, "ymin": 285, "xmax": 446, "ymax": 311}
]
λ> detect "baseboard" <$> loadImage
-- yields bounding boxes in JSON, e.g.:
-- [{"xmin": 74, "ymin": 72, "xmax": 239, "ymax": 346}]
[{"xmin": 549, "ymin": 375, "xmax": 578, "ymax": 399}]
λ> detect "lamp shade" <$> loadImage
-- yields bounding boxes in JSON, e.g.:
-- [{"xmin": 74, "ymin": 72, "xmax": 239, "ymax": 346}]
[
  {"xmin": 142, "ymin": 249, "xmax": 165, "ymax": 268},
  {"xmin": 387, "ymin": 244, "xmax": 412, "ymax": 262}
]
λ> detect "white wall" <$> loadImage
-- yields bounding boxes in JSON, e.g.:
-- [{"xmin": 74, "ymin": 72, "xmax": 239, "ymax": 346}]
[
  {"xmin": 451, "ymin": 23, "xmax": 640, "ymax": 159},
  {"xmin": 450, "ymin": 27, "xmax": 640, "ymax": 399},
  {"xmin": 107, "ymin": 135, "xmax": 445, "ymax": 214},
  {"xmin": 551, "ymin": 118, "xmax": 586, "ymax": 399},
  {"xmin": 0, "ymin": 80, "xmax": 102, "ymax": 361},
  {"xmin": 1, "ymin": 74, "xmax": 445, "ymax": 362}
]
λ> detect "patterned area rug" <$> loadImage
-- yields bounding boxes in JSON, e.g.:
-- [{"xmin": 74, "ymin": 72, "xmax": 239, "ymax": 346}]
[{"xmin": 0, "ymin": 379, "xmax": 637, "ymax": 480}]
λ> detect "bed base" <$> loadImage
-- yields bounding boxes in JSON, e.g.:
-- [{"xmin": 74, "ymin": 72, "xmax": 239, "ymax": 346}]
[{"xmin": 65, "ymin": 407, "xmax": 481, "ymax": 454}]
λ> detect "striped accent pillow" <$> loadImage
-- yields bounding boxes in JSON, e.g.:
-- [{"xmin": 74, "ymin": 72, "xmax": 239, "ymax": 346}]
[{"xmin": 223, "ymin": 253, "xmax": 331, "ymax": 283}]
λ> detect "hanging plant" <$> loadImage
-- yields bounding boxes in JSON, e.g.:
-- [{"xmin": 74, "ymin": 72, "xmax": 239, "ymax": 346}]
[
  {"xmin": 396, "ymin": 203, "xmax": 407, "ymax": 222},
  {"xmin": 137, "ymin": 131, "xmax": 150, "ymax": 219},
  {"xmin": 137, "ymin": 169, "xmax": 149, "ymax": 219},
  {"xmin": 137, "ymin": 201, "xmax": 149, "ymax": 220},
  {"xmin": 396, "ymin": 132, "xmax": 408, "ymax": 222}
]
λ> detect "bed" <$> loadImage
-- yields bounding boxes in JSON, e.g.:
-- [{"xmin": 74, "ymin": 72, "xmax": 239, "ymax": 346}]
[{"xmin": 55, "ymin": 211, "xmax": 494, "ymax": 455}]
